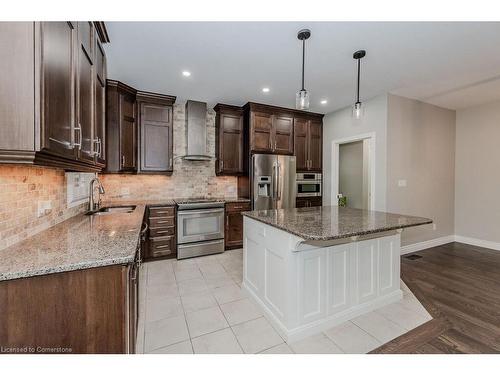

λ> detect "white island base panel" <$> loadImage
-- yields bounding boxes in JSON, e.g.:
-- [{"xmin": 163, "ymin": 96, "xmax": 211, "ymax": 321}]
[{"xmin": 242, "ymin": 216, "xmax": 403, "ymax": 343}]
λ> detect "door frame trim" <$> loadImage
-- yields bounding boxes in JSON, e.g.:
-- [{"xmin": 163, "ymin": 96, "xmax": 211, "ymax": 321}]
[{"xmin": 331, "ymin": 132, "xmax": 376, "ymax": 210}]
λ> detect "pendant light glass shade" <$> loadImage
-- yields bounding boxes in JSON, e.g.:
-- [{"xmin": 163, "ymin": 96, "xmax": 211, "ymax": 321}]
[
  {"xmin": 352, "ymin": 101, "xmax": 363, "ymax": 120},
  {"xmin": 296, "ymin": 89, "xmax": 310, "ymax": 110}
]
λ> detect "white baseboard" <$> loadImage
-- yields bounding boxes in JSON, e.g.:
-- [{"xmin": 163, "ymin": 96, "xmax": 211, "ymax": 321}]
[
  {"xmin": 400, "ymin": 235, "xmax": 455, "ymax": 255},
  {"xmin": 454, "ymin": 235, "xmax": 500, "ymax": 251},
  {"xmin": 401, "ymin": 234, "xmax": 500, "ymax": 254}
]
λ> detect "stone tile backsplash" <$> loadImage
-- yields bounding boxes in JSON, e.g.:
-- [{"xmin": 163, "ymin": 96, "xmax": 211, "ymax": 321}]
[
  {"xmin": 0, "ymin": 165, "xmax": 87, "ymax": 251},
  {"xmin": 100, "ymin": 104, "xmax": 238, "ymax": 201}
]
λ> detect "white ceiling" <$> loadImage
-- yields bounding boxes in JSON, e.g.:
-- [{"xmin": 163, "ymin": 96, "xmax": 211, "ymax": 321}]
[{"xmin": 104, "ymin": 22, "xmax": 500, "ymax": 114}]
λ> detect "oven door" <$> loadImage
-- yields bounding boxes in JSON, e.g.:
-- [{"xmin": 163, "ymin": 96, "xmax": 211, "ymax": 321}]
[
  {"xmin": 296, "ymin": 181, "xmax": 322, "ymax": 197},
  {"xmin": 177, "ymin": 208, "xmax": 225, "ymax": 244}
]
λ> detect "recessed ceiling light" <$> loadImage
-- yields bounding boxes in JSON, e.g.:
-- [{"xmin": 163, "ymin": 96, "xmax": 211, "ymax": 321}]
[
  {"xmin": 262, "ymin": 87, "xmax": 270, "ymax": 93},
  {"xmin": 320, "ymin": 99, "xmax": 328, "ymax": 105},
  {"xmin": 182, "ymin": 71, "xmax": 191, "ymax": 77}
]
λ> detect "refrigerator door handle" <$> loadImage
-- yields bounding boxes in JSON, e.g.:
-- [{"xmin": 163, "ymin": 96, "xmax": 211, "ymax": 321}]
[{"xmin": 276, "ymin": 162, "xmax": 281, "ymax": 200}]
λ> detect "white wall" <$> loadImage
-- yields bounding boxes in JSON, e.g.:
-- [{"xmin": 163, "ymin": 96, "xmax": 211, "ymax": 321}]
[
  {"xmin": 386, "ymin": 94, "xmax": 456, "ymax": 246},
  {"xmin": 323, "ymin": 94, "xmax": 388, "ymax": 210},
  {"xmin": 455, "ymin": 100, "xmax": 500, "ymax": 244}
]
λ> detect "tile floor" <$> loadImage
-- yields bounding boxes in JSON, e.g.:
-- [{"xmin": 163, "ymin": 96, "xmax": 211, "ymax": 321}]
[{"xmin": 136, "ymin": 248, "xmax": 432, "ymax": 354}]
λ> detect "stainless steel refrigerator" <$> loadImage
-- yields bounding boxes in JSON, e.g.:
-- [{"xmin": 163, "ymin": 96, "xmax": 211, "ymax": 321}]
[{"xmin": 251, "ymin": 154, "xmax": 296, "ymax": 210}]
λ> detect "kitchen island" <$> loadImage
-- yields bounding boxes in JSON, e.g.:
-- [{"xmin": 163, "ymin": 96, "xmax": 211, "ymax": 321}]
[{"xmin": 242, "ymin": 206, "xmax": 432, "ymax": 343}]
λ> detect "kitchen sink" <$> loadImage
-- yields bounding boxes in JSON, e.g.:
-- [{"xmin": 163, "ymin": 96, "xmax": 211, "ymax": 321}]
[{"xmin": 86, "ymin": 205, "xmax": 137, "ymax": 216}]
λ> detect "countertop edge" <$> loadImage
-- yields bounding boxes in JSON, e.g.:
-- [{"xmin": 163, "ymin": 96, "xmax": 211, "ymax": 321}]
[
  {"xmin": 0, "ymin": 254, "xmax": 136, "ymax": 282},
  {"xmin": 242, "ymin": 213, "xmax": 433, "ymax": 241}
]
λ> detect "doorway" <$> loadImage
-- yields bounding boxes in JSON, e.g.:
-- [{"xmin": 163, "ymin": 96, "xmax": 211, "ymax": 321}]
[{"xmin": 332, "ymin": 133, "xmax": 375, "ymax": 210}]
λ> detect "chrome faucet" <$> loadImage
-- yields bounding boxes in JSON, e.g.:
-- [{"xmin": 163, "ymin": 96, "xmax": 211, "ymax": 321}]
[{"xmin": 88, "ymin": 177, "xmax": 105, "ymax": 211}]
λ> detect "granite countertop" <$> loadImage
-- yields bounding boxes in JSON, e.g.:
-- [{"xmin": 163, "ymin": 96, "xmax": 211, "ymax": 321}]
[
  {"xmin": 242, "ymin": 206, "xmax": 432, "ymax": 241},
  {"xmin": 0, "ymin": 205, "xmax": 146, "ymax": 282}
]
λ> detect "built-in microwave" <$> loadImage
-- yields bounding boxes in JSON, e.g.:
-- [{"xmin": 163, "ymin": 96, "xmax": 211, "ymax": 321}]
[{"xmin": 296, "ymin": 173, "xmax": 322, "ymax": 197}]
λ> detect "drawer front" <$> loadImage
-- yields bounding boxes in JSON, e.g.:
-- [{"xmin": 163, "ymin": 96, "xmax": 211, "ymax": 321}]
[
  {"xmin": 149, "ymin": 206, "xmax": 175, "ymax": 218},
  {"xmin": 148, "ymin": 236, "xmax": 175, "ymax": 258},
  {"xmin": 225, "ymin": 202, "xmax": 251, "ymax": 213},
  {"xmin": 149, "ymin": 226, "xmax": 175, "ymax": 238},
  {"xmin": 149, "ymin": 216, "xmax": 175, "ymax": 228}
]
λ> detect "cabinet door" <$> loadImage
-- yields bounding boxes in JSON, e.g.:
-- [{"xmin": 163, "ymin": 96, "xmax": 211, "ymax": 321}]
[
  {"xmin": 308, "ymin": 120, "xmax": 322, "ymax": 171},
  {"xmin": 94, "ymin": 35, "xmax": 106, "ymax": 166},
  {"xmin": 120, "ymin": 94, "xmax": 136, "ymax": 171},
  {"xmin": 273, "ymin": 114, "xmax": 294, "ymax": 155},
  {"xmin": 294, "ymin": 117, "xmax": 309, "ymax": 171},
  {"xmin": 225, "ymin": 202, "xmax": 251, "ymax": 250},
  {"xmin": 40, "ymin": 22, "xmax": 77, "ymax": 158},
  {"xmin": 77, "ymin": 22, "xmax": 94, "ymax": 164},
  {"xmin": 225, "ymin": 211, "xmax": 244, "ymax": 249},
  {"xmin": 140, "ymin": 103, "xmax": 173, "ymax": 173},
  {"xmin": 219, "ymin": 112, "xmax": 243, "ymax": 174},
  {"xmin": 251, "ymin": 111, "xmax": 273, "ymax": 152}
]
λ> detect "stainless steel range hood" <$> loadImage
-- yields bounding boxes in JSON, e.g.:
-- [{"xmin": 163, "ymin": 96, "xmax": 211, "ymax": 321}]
[{"xmin": 183, "ymin": 100, "xmax": 211, "ymax": 161}]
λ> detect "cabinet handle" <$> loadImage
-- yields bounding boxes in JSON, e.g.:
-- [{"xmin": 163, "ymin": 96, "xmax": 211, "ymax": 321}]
[
  {"xmin": 169, "ymin": 158, "xmax": 173, "ymax": 168},
  {"xmin": 74, "ymin": 123, "xmax": 82, "ymax": 149},
  {"xmin": 122, "ymin": 155, "xmax": 125, "ymax": 167},
  {"xmin": 274, "ymin": 140, "xmax": 277, "ymax": 150},
  {"xmin": 98, "ymin": 138, "xmax": 102, "ymax": 157},
  {"xmin": 155, "ymin": 244, "xmax": 171, "ymax": 249},
  {"xmin": 221, "ymin": 160, "xmax": 224, "ymax": 171},
  {"xmin": 226, "ymin": 215, "xmax": 229, "ymax": 226}
]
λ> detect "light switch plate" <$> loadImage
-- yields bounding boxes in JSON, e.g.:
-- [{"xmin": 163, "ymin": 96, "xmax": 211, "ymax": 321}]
[{"xmin": 398, "ymin": 179, "xmax": 407, "ymax": 187}]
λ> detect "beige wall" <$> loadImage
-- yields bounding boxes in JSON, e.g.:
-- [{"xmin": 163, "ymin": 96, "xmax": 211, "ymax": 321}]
[
  {"xmin": 101, "ymin": 103, "xmax": 238, "ymax": 201},
  {"xmin": 323, "ymin": 94, "xmax": 388, "ymax": 210},
  {"xmin": 387, "ymin": 94, "xmax": 456, "ymax": 246},
  {"xmin": 455, "ymin": 100, "xmax": 500, "ymax": 243}
]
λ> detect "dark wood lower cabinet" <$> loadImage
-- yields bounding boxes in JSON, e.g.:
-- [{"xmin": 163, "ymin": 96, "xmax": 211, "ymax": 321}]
[
  {"xmin": 0, "ymin": 264, "xmax": 138, "ymax": 353},
  {"xmin": 225, "ymin": 202, "xmax": 251, "ymax": 250},
  {"xmin": 145, "ymin": 205, "xmax": 177, "ymax": 260},
  {"xmin": 296, "ymin": 197, "xmax": 322, "ymax": 208}
]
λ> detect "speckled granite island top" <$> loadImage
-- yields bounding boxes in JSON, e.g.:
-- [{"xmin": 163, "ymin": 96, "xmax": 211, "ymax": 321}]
[
  {"xmin": 0, "ymin": 205, "xmax": 146, "ymax": 281},
  {"xmin": 242, "ymin": 206, "xmax": 432, "ymax": 241}
]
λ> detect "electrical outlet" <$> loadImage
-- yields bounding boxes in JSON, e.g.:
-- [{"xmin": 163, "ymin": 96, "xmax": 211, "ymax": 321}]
[
  {"xmin": 398, "ymin": 179, "xmax": 407, "ymax": 187},
  {"xmin": 432, "ymin": 223, "xmax": 437, "ymax": 231},
  {"xmin": 37, "ymin": 200, "xmax": 52, "ymax": 217}
]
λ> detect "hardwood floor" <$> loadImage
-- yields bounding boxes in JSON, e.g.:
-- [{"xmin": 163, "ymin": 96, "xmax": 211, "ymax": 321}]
[{"xmin": 371, "ymin": 242, "xmax": 500, "ymax": 354}]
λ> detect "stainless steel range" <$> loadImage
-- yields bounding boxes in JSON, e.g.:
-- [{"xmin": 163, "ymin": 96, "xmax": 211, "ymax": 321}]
[{"xmin": 175, "ymin": 198, "xmax": 225, "ymax": 259}]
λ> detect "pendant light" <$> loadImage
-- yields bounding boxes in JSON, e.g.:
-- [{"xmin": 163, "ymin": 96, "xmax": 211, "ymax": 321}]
[
  {"xmin": 296, "ymin": 29, "xmax": 311, "ymax": 110},
  {"xmin": 352, "ymin": 50, "xmax": 366, "ymax": 120}
]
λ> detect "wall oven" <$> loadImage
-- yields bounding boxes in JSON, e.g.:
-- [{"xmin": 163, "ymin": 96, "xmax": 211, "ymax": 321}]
[
  {"xmin": 296, "ymin": 173, "xmax": 322, "ymax": 197},
  {"xmin": 176, "ymin": 199, "xmax": 225, "ymax": 259}
]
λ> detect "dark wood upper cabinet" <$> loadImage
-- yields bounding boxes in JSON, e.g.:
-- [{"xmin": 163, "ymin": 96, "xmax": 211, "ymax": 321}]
[
  {"xmin": 294, "ymin": 117, "xmax": 309, "ymax": 171},
  {"xmin": 0, "ymin": 22, "xmax": 108, "ymax": 171},
  {"xmin": 39, "ymin": 21, "xmax": 78, "ymax": 160},
  {"xmin": 245, "ymin": 103, "xmax": 296, "ymax": 155},
  {"xmin": 250, "ymin": 111, "xmax": 274, "ymax": 153},
  {"xmin": 77, "ymin": 22, "xmax": 95, "ymax": 164},
  {"xmin": 273, "ymin": 113, "xmax": 294, "ymax": 154},
  {"xmin": 137, "ymin": 92, "xmax": 175, "ymax": 174},
  {"xmin": 309, "ymin": 120, "xmax": 322, "ymax": 171},
  {"xmin": 294, "ymin": 116, "xmax": 323, "ymax": 172},
  {"xmin": 214, "ymin": 104, "xmax": 245, "ymax": 175},
  {"xmin": 105, "ymin": 81, "xmax": 176, "ymax": 174},
  {"xmin": 94, "ymin": 35, "xmax": 106, "ymax": 167},
  {"xmin": 105, "ymin": 80, "xmax": 137, "ymax": 173}
]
